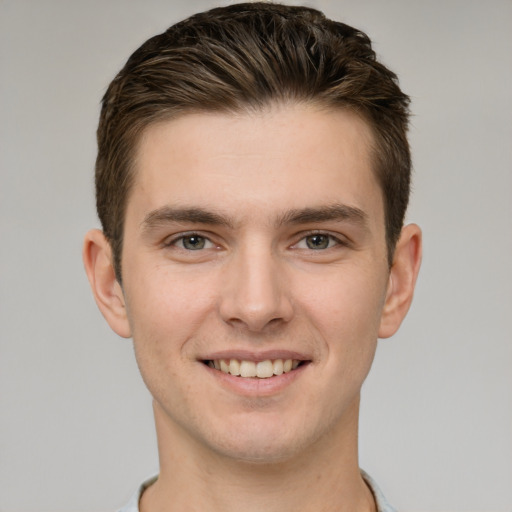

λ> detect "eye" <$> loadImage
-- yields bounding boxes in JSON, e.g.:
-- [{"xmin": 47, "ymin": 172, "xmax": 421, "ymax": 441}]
[
  {"xmin": 172, "ymin": 234, "xmax": 214, "ymax": 250},
  {"xmin": 295, "ymin": 233, "xmax": 342, "ymax": 250},
  {"xmin": 306, "ymin": 234, "xmax": 331, "ymax": 250}
]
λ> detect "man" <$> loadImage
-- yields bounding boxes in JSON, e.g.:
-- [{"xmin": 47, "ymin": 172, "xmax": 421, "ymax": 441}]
[{"xmin": 83, "ymin": 3, "xmax": 422, "ymax": 511}]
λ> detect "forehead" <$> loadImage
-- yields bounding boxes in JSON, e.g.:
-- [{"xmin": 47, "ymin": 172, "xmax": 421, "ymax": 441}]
[{"xmin": 129, "ymin": 104, "xmax": 383, "ymax": 226}]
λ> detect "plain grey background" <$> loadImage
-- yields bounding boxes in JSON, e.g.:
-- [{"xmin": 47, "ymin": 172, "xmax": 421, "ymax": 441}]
[{"xmin": 1, "ymin": 0, "xmax": 511, "ymax": 510}]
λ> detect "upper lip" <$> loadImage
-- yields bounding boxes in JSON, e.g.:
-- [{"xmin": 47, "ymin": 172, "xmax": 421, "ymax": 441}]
[{"xmin": 199, "ymin": 349, "xmax": 312, "ymax": 362}]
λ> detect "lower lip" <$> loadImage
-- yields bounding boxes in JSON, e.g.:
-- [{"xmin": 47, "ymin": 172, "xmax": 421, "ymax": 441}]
[{"xmin": 203, "ymin": 363, "xmax": 309, "ymax": 397}]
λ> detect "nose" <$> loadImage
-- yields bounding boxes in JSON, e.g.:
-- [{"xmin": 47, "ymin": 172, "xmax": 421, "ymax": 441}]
[{"xmin": 218, "ymin": 243, "xmax": 293, "ymax": 332}]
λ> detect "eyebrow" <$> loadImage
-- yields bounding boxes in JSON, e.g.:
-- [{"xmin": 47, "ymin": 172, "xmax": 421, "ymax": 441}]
[
  {"xmin": 141, "ymin": 203, "xmax": 368, "ymax": 232},
  {"xmin": 142, "ymin": 206, "xmax": 234, "ymax": 231},
  {"xmin": 276, "ymin": 204, "xmax": 368, "ymax": 228}
]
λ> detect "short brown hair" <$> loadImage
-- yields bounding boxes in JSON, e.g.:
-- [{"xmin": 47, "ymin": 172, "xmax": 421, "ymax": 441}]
[{"xmin": 96, "ymin": 2, "xmax": 411, "ymax": 281}]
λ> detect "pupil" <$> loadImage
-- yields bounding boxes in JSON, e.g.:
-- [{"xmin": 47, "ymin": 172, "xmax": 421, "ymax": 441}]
[
  {"xmin": 307, "ymin": 235, "xmax": 329, "ymax": 250},
  {"xmin": 184, "ymin": 236, "xmax": 205, "ymax": 250}
]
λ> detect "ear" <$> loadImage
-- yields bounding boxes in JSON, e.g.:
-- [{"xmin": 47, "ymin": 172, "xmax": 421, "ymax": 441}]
[
  {"xmin": 378, "ymin": 223, "xmax": 422, "ymax": 339},
  {"xmin": 82, "ymin": 229, "xmax": 132, "ymax": 338}
]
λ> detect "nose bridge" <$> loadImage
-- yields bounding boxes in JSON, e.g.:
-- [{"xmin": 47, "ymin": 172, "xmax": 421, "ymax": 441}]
[{"xmin": 219, "ymin": 238, "xmax": 292, "ymax": 331}]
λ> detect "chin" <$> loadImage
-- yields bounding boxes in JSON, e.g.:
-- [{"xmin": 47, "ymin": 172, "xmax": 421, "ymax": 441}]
[
  {"xmin": 201, "ymin": 414, "xmax": 323, "ymax": 465},
  {"xmin": 211, "ymin": 436, "xmax": 306, "ymax": 465}
]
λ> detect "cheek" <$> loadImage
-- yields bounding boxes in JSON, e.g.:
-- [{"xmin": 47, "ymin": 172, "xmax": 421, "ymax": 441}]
[
  {"xmin": 124, "ymin": 263, "xmax": 217, "ymax": 357},
  {"xmin": 297, "ymin": 265, "xmax": 387, "ymax": 362},
  {"xmin": 303, "ymin": 264, "xmax": 386, "ymax": 324},
  {"xmin": 124, "ymin": 269, "xmax": 214, "ymax": 410}
]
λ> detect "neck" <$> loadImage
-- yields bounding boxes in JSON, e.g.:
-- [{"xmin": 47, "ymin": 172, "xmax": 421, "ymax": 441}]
[{"xmin": 140, "ymin": 397, "xmax": 376, "ymax": 512}]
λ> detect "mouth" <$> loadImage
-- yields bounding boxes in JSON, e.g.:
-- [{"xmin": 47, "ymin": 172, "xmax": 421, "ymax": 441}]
[{"xmin": 202, "ymin": 358, "xmax": 308, "ymax": 379}]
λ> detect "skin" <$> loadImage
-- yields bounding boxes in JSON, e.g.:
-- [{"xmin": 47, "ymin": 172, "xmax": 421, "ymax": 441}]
[{"xmin": 84, "ymin": 104, "xmax": 422, "ymax": 512}]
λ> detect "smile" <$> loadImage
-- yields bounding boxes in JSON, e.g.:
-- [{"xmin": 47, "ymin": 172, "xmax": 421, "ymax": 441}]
[{"xmin": 204, "ymin": 359, "xmax": 302, "ymax": 378}]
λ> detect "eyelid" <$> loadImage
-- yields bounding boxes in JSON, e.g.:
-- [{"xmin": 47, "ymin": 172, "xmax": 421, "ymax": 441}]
[
  {"xmin": 163, "ymin": 231, "xmax": 216, "ymax": 249},
  {"xmin": 161, "ymin": 229, "xmax": 349, "ymax": 250},
  {"xmin": 291, "ymin": 230, "xmax": 349, "ymax": 249}
]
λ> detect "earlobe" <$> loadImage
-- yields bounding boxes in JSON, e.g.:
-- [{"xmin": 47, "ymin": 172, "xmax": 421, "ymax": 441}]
[
  {"xmin": 378, "ymin": 223, "xmax": 422, "ymax": 339},
  {"xmin": 82, "ymin": 229, "xmax": 132, "ymax": 338}
]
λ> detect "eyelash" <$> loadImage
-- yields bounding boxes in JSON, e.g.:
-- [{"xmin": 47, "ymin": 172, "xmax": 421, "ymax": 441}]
[
  {"xmin": 165, "ymin": 231, "xmax": 347, "ymax": 251},
  {"xmin": 164, "ymin": 232, "xmax": 216, "ymax": 250},
  {"xmin": 292, "ymin": 231, "xmax": 347, "ymax": 251}
]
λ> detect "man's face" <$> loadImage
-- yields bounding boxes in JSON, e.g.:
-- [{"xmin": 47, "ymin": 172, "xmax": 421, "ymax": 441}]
[{"xmin": 120, "ymin": 105, "xmax": 391, "ymax": 462}]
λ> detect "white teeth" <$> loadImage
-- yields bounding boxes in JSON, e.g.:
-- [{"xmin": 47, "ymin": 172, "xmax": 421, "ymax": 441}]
[
  {"xmin": 209, "ymin": 358, "xmax": 302, "ymax": 378},
  {"xmin": 240, "ymin": 360, "xmax": 257, "ymax": 377},
  {"xmin": 229, "ymin": 359, "xmax": 240, "ymax": 376},
  {"xmin": 273, "ymin": 359, "xmax": 284, "ymax": 376},
  {"xmin": 256, "ymin": 360, "xmax": 274, "ymax": 378}
]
